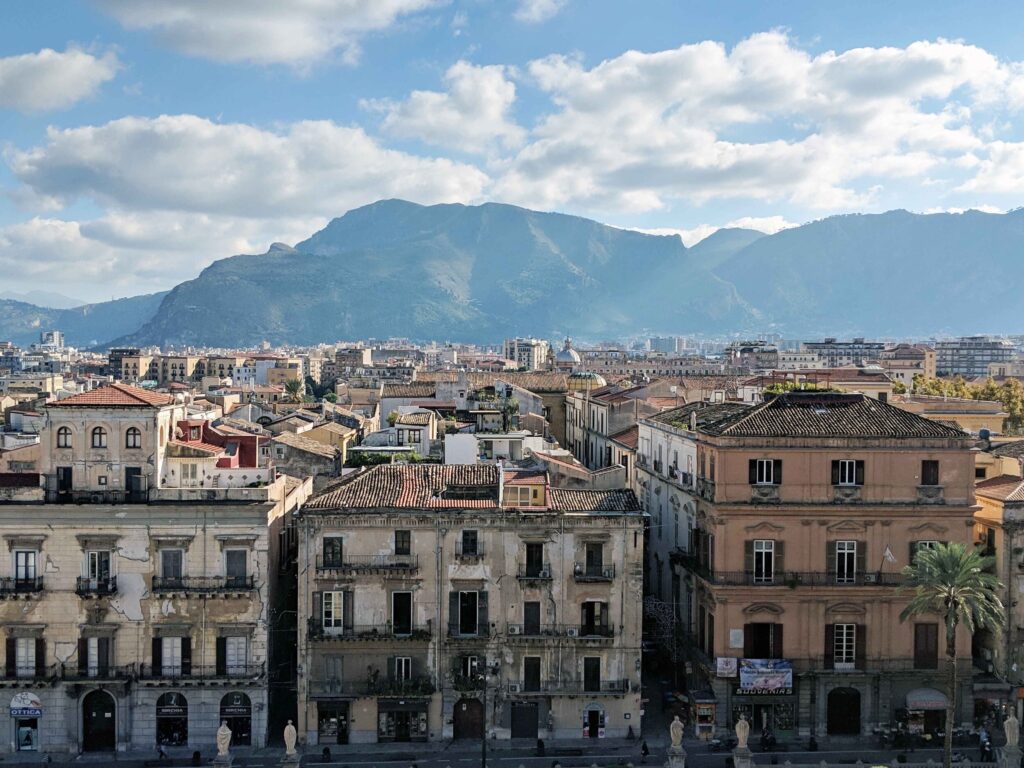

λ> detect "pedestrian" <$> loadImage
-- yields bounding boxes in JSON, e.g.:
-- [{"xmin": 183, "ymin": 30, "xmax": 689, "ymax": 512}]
[
  {"xmin": 641, "ymin": 741, "xmax": 650, "ymax": 763},
  {"xmin": 158, "ymin": 744, "xmax": 169, "ymax": 760}
]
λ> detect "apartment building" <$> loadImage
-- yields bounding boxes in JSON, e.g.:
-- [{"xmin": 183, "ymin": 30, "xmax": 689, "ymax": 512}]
[
  {"xmin": 881, "ymin": 344, "xmax": 936, "ymax": 386},
  {"xmin": 565, "ymin": 383, "xmax": 661, "ymax": 471},
  {"xmin": 295, "ymin": 465, "xmax": 643, "ymax": 745},
  {"xmin": 802, "ymin": 338, "xmax": 885, "ymax": 368},
  {"xmin": 503, "ymin": 339, "xmax": 551, "ymax": 371},
  {"xmin": 936, "ymin": 336, "xmax": 1016, "ymax": 378},
  {"xmin": 0, "ymin": 383, "xmax": 310, "ymax": 755},
  {"xmin": 679, "ymin": 392, "xmax": 975, "ymax": 740}
]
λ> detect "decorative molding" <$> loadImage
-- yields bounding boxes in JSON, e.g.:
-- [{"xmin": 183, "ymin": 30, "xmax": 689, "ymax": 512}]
[
  {"xmin": 154, "ymin": 624, "xmax": 193, "ymax": 638},
  {"xmin": 215, "ymin": 534, "xmax": 258, "ymax": 550},
  {"xmin": 742, "ymin": 602, "xmax": 784, "ymax": 616},
  {"xmin": 907, "ymin": 522, "xmax": 948, "ymax": 535},
  {"xmin": 825, "ymin": 602, "xmax": 867, "ymax": 616},
  {"xmin": 826, "ymin": 520, "xmax": 867, "ymax": 534},
  {"xmin": 76, "ymin": 534, "xmax": 121, "ymax": 551},
  {"xmin": 151, "ymin": 535, "xmax": 194, "ymax": 549},
  {"xmin": 4, "ymin": 534, "xmax": 46, "ymax": 551},
  {"xmin": 744, "ymin": 522, "xmax": 784, "ymax": 534}
]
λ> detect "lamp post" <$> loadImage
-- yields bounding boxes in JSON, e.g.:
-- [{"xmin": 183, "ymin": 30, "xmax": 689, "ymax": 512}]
[{"xmin": 479, "ymin": 662, "xmax": 498, "ymax": 768}]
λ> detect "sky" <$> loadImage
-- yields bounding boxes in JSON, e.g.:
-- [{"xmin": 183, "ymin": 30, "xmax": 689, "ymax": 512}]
[{"xmin": 2, "ymin": 0, "xmax": 1024, "ymax": 303}]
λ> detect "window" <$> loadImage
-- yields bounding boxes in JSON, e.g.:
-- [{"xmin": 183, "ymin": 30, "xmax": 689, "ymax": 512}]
[
  {"xmin": 753, "ymin": 540, "xmax": 774, "ymax": 584},
  {"xmin": 911, "ymin": 540, "xmax": 940, "ymax": 564},
  {"xmin": 921, "ymin": 460, "xmax": 940, "ymax": 486},
  {"xmin": 56, "ymin": 426, "xmax": 72, "ymax": 448},
  {"xmin": 832, "ymin": 459, "xmax": 864, "ymax": 486},
  {"xmin": 458, "ymin": 591, "xmax": 479, "ymax": 635},
  {"xmin": 190, "ymin": 427, "xmax": 201, "ymax": 440},
  {"xmin": 81, "ymin": 637, "xmax": 111, "ymax": 677},
  {"xmin": 580, "ymin": 601, "xmax": 608, "ymax": 634},
  {"xmin": 225, "ymin": 636, "xmax": 247, "ymax": 674},
  {"xmin": 835, "ymin": 541, "xmax": 857, "ymax": 584},
  {"xmin": 583, "ymin": 657, "xmax": 601, "ymax": 692},
  {"xmin": 525, "ymin": 542, "xmax": 544, "ymax": 577},
  {"xmin": 914, "ymin": 623, "xmax": 939, "ymax": 669},
  {"xmin": 392, "ymin": 592, "xmax": 412, "ymax": 635},
  {"xmin": 14, "ymin": 551, "xmax": 36, "ymax": 582},
  {"xmin": 524, "ymin": 601, "xmax": 541, "ymax": 635},
  {"xmin": 744, "ymin": 622, "xmax": 783, "ymax": 658},
  {"xmin": 322, "ymin": 537, "xmax": 343, "ymax": 567},
  {"xmin": 834, "ymin": 623, "xmax": 856, "ymax": 670},
  {"xmin": 98, "ymin": 476, "xmax": 108, "ymax": 486},
  {"xmin": 394, "ymin": 530, "xmax": 411, "ymax": 556},
  {"xmin": 160, "ymin": 549, "xmax": 183, "ymax": 582},
  {"xmin": 395, "ymin": 657, "xmax": 412, "ymax": 682},
  {"xmin": 87, "ymin": 551, "xmax": 111, "ymax": 581},
  {"xmin": 749, "ymin": 458, "xmax": 782, "ymax": 485},
  {"xmin": 461, "ymin": 530, "xmax": 479, "ymax": 557},
  {"xmin": 460, "ymin": 655, "xmax": 479, "ymax": 679},
  {"xmin": 15, "ymin": 638, "xmax": 36, "ymax": 678},
  {"xmin": 523, "ymin": 657, "xmax": 541, "ymax": 692},
  {"xmin": 976, "ymin": 467, "xmax": 987, "ymax": 479},
  {"xmin": 323, "ymin": 591, "xmax": 346, "ymax": 634},
  {"xmin": 91, "ymin": 427, "xmax": 107, "ymax": 449},
  {"xmin": 126, "ymin": 427, "xmax": 142, "ymax": 449},
  {"xmin": 225, "ymin": 550, "xmax": 247, "ymax": 587},
  {"xmin": 160, "ymin": 637, "xmax": 184, "ymax": 676}
]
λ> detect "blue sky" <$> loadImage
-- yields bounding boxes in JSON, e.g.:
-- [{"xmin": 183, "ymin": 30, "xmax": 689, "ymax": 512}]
[{"xmin": 1, "ymin": 0, "xmax": 1024, "ymax": 302}]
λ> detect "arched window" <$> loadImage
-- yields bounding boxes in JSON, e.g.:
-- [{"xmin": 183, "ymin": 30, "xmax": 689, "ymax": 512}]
[
  {"xmin": 156, "ymin": 692, "xmax": 188, "ymax": 746},
  {"xmin": 91, "ymin": 427, "xmax": 108, "ymax": 449},
  {"xmin": 126, "ymin": 427, "xmax": 142, "ymax": 449},
  {"xmin": 57, "ymin": 426, "xmax": 72, "ymax": 448}
]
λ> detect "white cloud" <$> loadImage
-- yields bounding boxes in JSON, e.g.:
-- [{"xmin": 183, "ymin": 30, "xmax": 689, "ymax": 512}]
[
  {"xmin": 7, "ymin": 114, "xmax": 490, "ymax": 218},
  {"xmin": 629, "ymin": 216, "xmax": 797, "ymax": 247},
  {"xmin": 367, "ymin": 61, "xmax": 524, "ymax": 153},
  {"xmin": 724, "ymin": 215, "xmax": 797, "ymax": 234},
  {"xmin": 0, "ymin": 47, "xmax": 119, "ymax": 112},
  {"xmin": 957, "ymin": 141, "xmax": 1024, "ymax": 194},
  {"xmin": 492, "ymin": 32, "xmax": 1024, "ymax": 213},
  {"xmin": 94, "ymin": 0, "xmax": 444, "ymax": 66},
  {"xmin": 514, "ymin": 0, "xmax": 567, "ymax": 23}
]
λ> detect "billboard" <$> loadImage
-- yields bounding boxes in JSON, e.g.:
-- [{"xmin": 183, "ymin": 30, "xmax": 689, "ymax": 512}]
[
  {"xmin": 716, "ymin": 657, "xmax": 738, "ymax": 677},
  {"xmin": 738, "ymin": 659, "xmax": 793, "ymax": 695}
]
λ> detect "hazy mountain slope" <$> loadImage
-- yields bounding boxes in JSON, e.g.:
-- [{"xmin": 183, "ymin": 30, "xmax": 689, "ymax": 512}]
[
  {"xmin": 0, "ymin": 292, "xmax": 168, "ymax": 347},
  {"xmin": 0, "ymin": 290, "xmax": 85, "ymax": 309},
  {"xmin": 687, "ymin": 228, "xmax": 765, "ymax": 271}
]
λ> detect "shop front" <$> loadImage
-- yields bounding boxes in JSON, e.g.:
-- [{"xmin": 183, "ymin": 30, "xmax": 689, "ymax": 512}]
[
  {"xmin": 904, "ymin": 688, "xmax": 948, "ymax": 737},
  {"xmin": 688, "ymin": 691, "xmax": 716, "ymax": 741},
  {"xmin": 220, "ymin": 693, "xmax": 252, "ymax": 746},
  {"xmin": 156, "ymin": 692, "xmax": 188, "ymax": 747},
  {"xmin": 378, "ymin": 700, "xmax": 428, "ymax": 742},
  {"xmin": 317, "ymin": 702, "xmax": 349, "ymax": 745},
  {"xmin": 730, "ymin": 659, "xmax": 797, "ymax": 741},
  {"xmin": 10, "ymin": 692, "xmax": 42, "ymax": 752}
]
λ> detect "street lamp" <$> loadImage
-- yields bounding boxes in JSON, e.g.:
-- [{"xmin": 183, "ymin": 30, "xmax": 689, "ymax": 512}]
[{"xmin": 478, "ymin": 662, "xmax": 499, "ymax": 768}]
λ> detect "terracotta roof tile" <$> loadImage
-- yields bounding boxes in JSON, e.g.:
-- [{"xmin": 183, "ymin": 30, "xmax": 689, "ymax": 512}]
[
  {"xmin": 271, "ymin": 431, "xmax": 338, "ymax": 459},
  {"xmin": 610, "ymin": 425, "xmax": 639, "ymax": 449},
  {"xmin": 49, "ymin": 383, "xmax": 175, "ymax": 407},
  {"xmin": 382, "ymin": 383, "xmax": 436, "ymax": 398},
  {"xmin": 306, "ymin": 464, "xmax": 499, "ymax": 509},
  {"xmin": 976, "ymin": 474, "xmax": 1024, "ymax": 502},
  {"xmin": 547, "ymin": 487, "xmax": 641, "ymax": 512},
  {"xmin": 990, "ymin": 441, "xmax": 1024, "ymax": 459},
  {"xmin": 396, "ymin": 412, "xmax": 433, "ymax": 426}
]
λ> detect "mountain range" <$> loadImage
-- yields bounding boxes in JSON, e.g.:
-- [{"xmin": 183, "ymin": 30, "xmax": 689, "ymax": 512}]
[{"xmin": 3, "ymin": 200, "xmax": 1024, "ymax": 348}]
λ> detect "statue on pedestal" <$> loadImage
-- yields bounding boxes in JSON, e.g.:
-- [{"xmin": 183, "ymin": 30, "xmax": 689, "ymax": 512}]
[
  {"xmin": 735, "ymin": 715, "xmax": 750, "ymax": 750},
  {"xmin": 216, "ymin": 721, "xmax": 232, "ymax": 759},
  {"xmin": 669, "ymin": 716, "xmax": 684, "ymax": 749},
  {"xmin": 1006, "ymin": 711, "xmax": 1020, "ymax": 748},
  {"xmin": 284, "ymin": 720, "xmax": 298, "ymax": 756}
]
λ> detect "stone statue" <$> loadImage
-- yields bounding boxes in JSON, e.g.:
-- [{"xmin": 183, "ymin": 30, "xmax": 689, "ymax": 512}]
[
  {"xmin": 1006, "ymin": 712, "xmax": 1020, "ymax": 748},
  {"xmin": 669, "ymin": 716, "xmax": 684, "ymax": 748},
  {"xmin": 735, "ymin": 714, "xmax": 750, "ymax": 750},
  {"xmin": 284, "ymin": 720, "xmax": 297, "ymax": 756},
  {"xmin": 216, "ymin": 721, "xmax": 232, "ymax": 758}
]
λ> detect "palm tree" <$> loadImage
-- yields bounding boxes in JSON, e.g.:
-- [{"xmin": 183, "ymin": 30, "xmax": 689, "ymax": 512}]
[
  {"xmin": 284, "ymin": 379, "xmax": 303, "ymax": 402},
  {"xmin": 900, "ymin": 542, "xmax": 1004, "ymax": 768}
]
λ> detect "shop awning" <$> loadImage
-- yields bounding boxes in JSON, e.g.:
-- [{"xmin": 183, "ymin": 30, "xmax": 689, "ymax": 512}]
[{"xmin": 906, "ymin": 688, "xmax": 948, "ymax": 710}]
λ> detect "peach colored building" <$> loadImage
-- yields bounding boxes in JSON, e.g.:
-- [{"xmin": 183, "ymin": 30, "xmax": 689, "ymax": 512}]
[{"xmin": 683, "ymin": 392, "xmax": 976, "ymax": 740}]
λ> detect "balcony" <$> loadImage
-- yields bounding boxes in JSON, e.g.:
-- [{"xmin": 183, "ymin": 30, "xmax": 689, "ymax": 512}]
[
  {"xmin": 696, "ymin": 478, "xmax": 715, "ymax": 502},
  {"xmin": 506, "ymin": 623, "xmax": 564, "ymax": 640},
  {"xmin": 517, "ymin": 563, "xmax": 553, "ymax": 581},
  {"xmin": 668, "ymin": 465, "xmax": 679, "ymax": 480},
  {"xmin": 0, "ymin": 577, "xmax": 44, "ymax": 597},
  {"xmin": 316, "ymin": 554, "xmax": 419, "ymax": 573},
  {"xmin": 310, "ymin": 676, "xmax": 435, "ymax": 698},
  {"xmin": 137, "ymin": 663, "xmax": 265, "ymax": 681},
  {"xmin": 455, "ymin": 542, "xmax": 485, "ymax": 561},
  {"xmin": 446, "ymin": 625, "xmax": 492, "ymax": 641},
  {"xmin": 573, "ymin": 563, "xmax": 615, "ymax": 582},
  {"xmin": 505, "ymin": 679, "xmax": 629, "ymax": 695},
  {"xmin": 60, "ymin": 664, "xmax": 135, "ymax": 682},
  {"xmin": 691, "ymin": 570, "xmax": 907, "ymax": 588},
  {"xmin": 917, "ymin": 485, "xmax": 945, "ymax": 504},
  {"xmin": 750, "ymin": 484, "xmax": 781, "ymax": 503},
  {"xmin": 0, "ymin": 665, "xmax": 58, "ymax": 685},
  {"xmin": 653, "ymin": 460, "xmax": 663, "ymax": 474},
  {"xmin": 568, "ymin": 624, "xmax": 614, "ymax": 639},
  {"xmin": 308, "ymin": 620, "xmax": 431, "ymax": 642},
  {"xmin": 76, "ymin": 576, "xmax": 117, "ymax": 597},
  {"xmin": 151, "ymin": 575, "xmax": 255, "ymax": 594}
]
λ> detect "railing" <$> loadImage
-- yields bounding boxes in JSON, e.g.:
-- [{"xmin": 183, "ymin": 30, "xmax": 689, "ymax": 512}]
[
  {"xmin": 750, "ymin": 484, "xmax": 781, "ymax": 503},
  {"xmin": 0, "ymin": 665, "xmax": 58, "ymax": 682},
  {"xmin": 917, "ymin": 485, "xmax": 945, "ymax": 504},
  {"xmin": 76, "ymin": 576, "xmax": 117, "ymax": 596},
  {"xmin": 689, "ymin": 570, "xmax": 907, "ymax": 587},
  {"xmin": 573, "ymin": 563, "xmax": 615, "ymax": 581},
  {"xmin": 138, "ymin": 663, "xmax": 265, "ymax": 680},
  {"xmin": 696, "ymin": 478, "xmax": 715, "ymax": 502},
  {"xmin": 506, "ymin": 679, "xmax": 628, "ymax": 695},
  {"xmin": 310, "ymin": 676, "xmax": 435, "ymax": 697},
  {"xmin": 668, "ymin": 466, "xmax": 678, "ymax": 479},
  {"xmin": 517, "ymin": 563, "xmax": 553, "ymax": 580},
  {"xmin": 316, "ymin": 554, "xmax": 419, "ymax": 571},
  {"xmin": 152, "ymin": 575, "xmax": 256, "ymax": 593},
  {"xmin": 308, "ymin": 619, "xmax": 430, "ymax": 641},
  {"xmin": 506, "ymin": 623, "xmax": 565, "ymax": 638},
  {"xmin": 0, "ymin": 577, "xmax": 44, "ymax": 596},
  {"xmin": 60, "ymin": 664, "xmax": 135, "ymax": 681},
  {"xmin": 653, "ymin": 460, "xmax": 663, "ymax": 474},
  {"xmin": 455, "ymin": 541, "xmax": 485, "ymax": 559},
  {"xmin": 446, "ymin": 625, "xmax": 492, "ymax": 639},
  {"xmin": 569, "ymin": 624, "xmax": 614, "ymax": 639}
]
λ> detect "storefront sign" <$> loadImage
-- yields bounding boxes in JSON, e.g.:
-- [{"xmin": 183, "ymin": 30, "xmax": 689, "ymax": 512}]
[
  {"xmin": 10, "ymin": 693, "xmax": 42, "ymax": 718},
  {"xmin": 156, "ymin": 692, "xmax": 187, "ymax": 717},
  {"xmin": 716, "ymin": 657, "xmax": 737, "ymax": 677},
  {"xmin": 738, "ymin": 659, "xmax": 793, "ymax": 695}
]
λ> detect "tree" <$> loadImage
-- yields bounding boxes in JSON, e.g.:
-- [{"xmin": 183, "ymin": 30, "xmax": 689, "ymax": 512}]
[
  {"xmin": 892, "ymin": 380, "xmax": 907, "ymax": 395},
  {"xmin": 324, "ymin": 392, "xmax": 338, "ymax": 403},
  {"xmin": 899, "ymin": 542, "xmax": 1003, "ymax": 768},
  {"xmin": 284, "ymin": 379, "xmax": 304, "ymax": 402}
]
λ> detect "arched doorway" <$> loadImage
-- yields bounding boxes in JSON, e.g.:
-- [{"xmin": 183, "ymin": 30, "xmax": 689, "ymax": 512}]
[
  {"xmin": 156, "ymin": 692, "xmax": 188, "ymax": 746},
  {"xmin": 220, "ymin": 692, "xmax": 252, "ymax": 746},
  {"xmin": 82, "ymin": 690, "xmax": 116, "ymax": 751},
  {"xmin": 827, "ymin": 687, "xmax": 861, "ymax": 735},
  {"xmin": 453, "ymin": 697, "xmax": 483, "ymax": 739}
]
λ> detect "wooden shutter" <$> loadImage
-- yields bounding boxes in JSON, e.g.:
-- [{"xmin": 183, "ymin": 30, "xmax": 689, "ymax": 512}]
[
  {"xmin": 831, "ymin": 460, "xmax": 840, "ymax": 485},
  {"xmin": 771, "ymin": 623, "xmax": 783, "ymax": 658},
  {"xmin": 78, "ymin": 638, "xmax": 88, "ymax": 674},
  {"xmin": 448, "ymin": 592, "xmax": 459, "ymax": 635},
  {"xmin": 35, "ymin": 639, "xmax": 45, "ymax": 676},
  {"xmin": 98, "ymin": 637, "xmax": 110, "ymax": 676},
  {"xmin": 855, "ymin": 541, "xmax": 867, "ymax": 577},
  {"xmin": 774, "ymin": 541, "xmax": 785, "ymax": 576},
  {"xmin": 748, "ymin": 459, "xmax": 758, "ymax": 484},
  {"xmin": 387, "ymin": 656, "xmax": 396, "ymax": 682},
  {"xmin": 772, "ymin": 459, "xmax": 783, "ymax": 484},
  {"xmin": 744, "ymin": 541, "xmax": 754, "ymax": 574},
  {"xmin": 152, "ymin": 636, "xmax": 162, "ymax": 673},
  {"xmin": 478, "ymin": 591, "xmax": 489, "ymax": 634},
  {"xmin": 908, "ymin": 541, "xmax": 918, "ymax": 565},
  {"xmin": 855, "ymin": 460, "xmax": 865, "ymax": 486},
  {"xmin": 313, "ymin": 591, "xmax": 323, "ymax": 625},
  {"xmin": 743, "ymin": 623, "xmax": 754, "ymax": 658},
  {"xmin": 855, "ymin": 624, "xmax": 866, "ymax": 669},
  {"xmin": 5, "ymin": 638, "xmax": 15, "ymax": 677},
  {"xmin": 216, "ymin": 636, "xmax": 227, "ymax": 676},
  {"xmin": 827, "ymin": 541, "xmax": 837, "ymax": 575},
  {"xmin": 180, "ymin": 637, "xmax": 191, "ymax": 676},
  {"xmin": 343, "ymin": 591, "xmax": 354, "ymax": 631},
  {"xmin": 824, "ymin": 624, "xmax": 835, "ymax": 669}
]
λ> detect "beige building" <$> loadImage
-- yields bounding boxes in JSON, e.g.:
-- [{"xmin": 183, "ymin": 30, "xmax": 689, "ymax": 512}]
[
  {"xmin": 680, "ymin": 392, "xmax": 976, "ymax": 740},
  {"xmin": 894, "ymin": 394, "xmax": 1008, "ymax": 435},
  {"xmin": 296, "ymin": 465, "xmax": 643, "ymax": 745},
  {"xmin": 882, "ymin": 344, "xmax": 936, "ymax": 386}
]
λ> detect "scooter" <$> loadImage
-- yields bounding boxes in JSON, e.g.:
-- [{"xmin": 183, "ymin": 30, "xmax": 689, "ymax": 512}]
[{"xmin": 708, "ymin": 736, "xmax": 738, "ymax": 752}]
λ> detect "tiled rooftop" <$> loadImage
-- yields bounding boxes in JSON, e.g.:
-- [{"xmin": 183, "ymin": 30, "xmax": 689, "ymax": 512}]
[
  {"xmin": 49, "ymin": 383, "xmax": 175, "ymax": 407},
  {"xmin": 649, "ymin": 401, "xmax": 750, "ymax": 430},
  {"xmin": 976, "ymin": 474, "xmax": 1024, "ymax": 503},
  {"xmin": 547, "ymin": 487, "xmax": 641, "ymax": 512},
  {"xmin": 381, "ymin": 383, "xmax": 437, "ymax": 398},
  {"xmin": 990, "ymin": 441, "xmax": 1024, "ymax": 458},
  {"xmin": 609, "ymin": 425, "xmax": 639, "ymax": 449},
  {"xmin": 701, "ymin": 392, "xmax": 967, "ymax": 439},
  {"xmin": 306, "ymin": 464, "xmax": 500, "ymax": 509},
  {"xmin": 271, "ymin": 430, "xmax": 339, "ymax": 459}
]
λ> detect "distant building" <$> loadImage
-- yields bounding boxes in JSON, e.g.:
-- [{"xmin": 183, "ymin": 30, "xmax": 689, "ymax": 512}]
[
  {"xmin": 935, "ymin": 336, "xmax": 1016, "ymax": 378},
  {"xmin": 802, "ymin": 338, "xmax": 885, "ymax": 367},
  {"xmin": 503, "ymin": 338, "xmax": 551, "ymax": 371},
  {"xmin": 881, "ymin": 344, "xmax": 936, "ymax": 385}
]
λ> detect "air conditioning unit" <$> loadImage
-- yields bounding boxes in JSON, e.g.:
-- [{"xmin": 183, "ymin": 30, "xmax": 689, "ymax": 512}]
[
  {"xmin": 539, "ymin": 569, "xmax": 551, "ymax": 579},
  {"xmin": 566, "ymin": 627, "xmax": 579, "ymax": 638},
  {"xmin": 862, "ymin": 573, "xmax": 879, "ymax": 584},
  {"xmin": 509, "ymin": 625, "xmax": 522, "ymax": 635},
  {"xmin": 603, "ymin": 568, "xmax": 615, "ymax": 579},
  {"xmin": 507, "ymin": 683, "xmax": 520, "ymax": 693}
]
